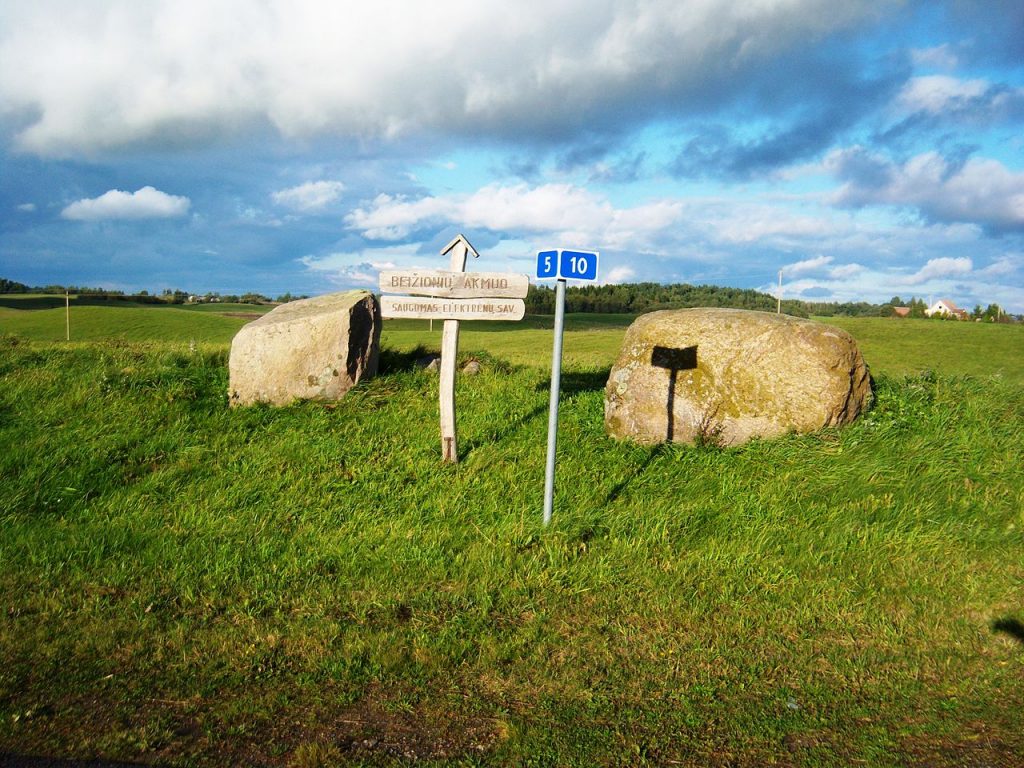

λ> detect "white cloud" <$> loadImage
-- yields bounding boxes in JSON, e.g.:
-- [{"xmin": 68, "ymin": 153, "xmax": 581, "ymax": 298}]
[
  {"xmin": 603, "ymin": 266, "xmax": 636, "ymax": 284},
  {"xmin": 271, "ymin": 180, "xmax": 344, "ymax": 211},
  {"xmin": 784, "ymin": 255, "xmax": 833, "ymax": 275},
  {"xmin": 896, "ymin": 75, "xmax": 989, "ymax": 114},
  {"xmin": 300, "ymin": 246, "xmax": 427, "ymax": 287},
  {"xmin": 828, "ymin": 263, "xmax": 864, "ymax": 279},
  {"xmin": 901, "ymin": 256, "xmax": 973, "ymax": 285},
  {"xmin": 297, "ymin": 210, "xmax": 1023, "ymax": 311},
  {"xmin": 828, "ymin": 148, "xmax": 1024, "ymax": 231},
  {"xmin": 16, "ymin": 203, "xmax": 36, "ymax": 212},
  {"xmin": 977, "ymin": 255, "xmax": 1020, "ymax": 277},
  {"xmin": 60, "ymin": 186, "xmax": 190, "ymax": 220},
  {"xmin": 346, "ymin": 194, "xmax": 452, "ymax": 240},
  {"xmin": 300, "ymin": 260, "xmax": 380, "ymax": 287},
  {"xmin": 707, "ymin": 203, "xmax": 843, "ymax": 244},
  {"xmin": 345, "ymin": 183, "xmax": 683, "ymax": 249},
  {"xmin": 0, "ymin": 1, "xmax": 895, "ymax": 154},
  {"xmin": 909, "ymin": 44, "xmax": 959, "ymax": 71},
  {"xmin": 235, "ymin": 203, "xmax": 283, "ymax": 227},
  {"xmin": 770, "ymin": 253, "xmax": 1022, "ymax": 313}
]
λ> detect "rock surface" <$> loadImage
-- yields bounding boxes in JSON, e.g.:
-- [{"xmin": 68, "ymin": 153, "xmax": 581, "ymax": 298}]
[
  {"xmin": 605, "ymin": 308, "xmax": 871, "ymax": 446},
  {"xmin": 229, "ymin": 290, "xmax": 381, "ymax": 406}
]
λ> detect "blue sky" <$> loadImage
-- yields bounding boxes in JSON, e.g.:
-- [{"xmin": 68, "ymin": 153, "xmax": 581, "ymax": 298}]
[{"xmin": 1, "ymin": 0, "xmax": 1022, "ymax": 311}]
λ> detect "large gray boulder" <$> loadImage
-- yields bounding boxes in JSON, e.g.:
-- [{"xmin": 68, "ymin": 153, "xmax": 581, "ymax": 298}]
[
  {"xmin": 605, "ymin": 308, "xmax": 871, "ymax": 446},
  {"xmin": 229, "ymin": 290, "xmax": 381, "ymax": 407}
]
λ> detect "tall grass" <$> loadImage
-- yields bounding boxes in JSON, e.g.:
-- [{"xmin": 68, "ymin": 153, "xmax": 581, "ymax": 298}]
[{"xmin": 1, "ymin": 329, "xmax": 1022, "ymax": 766}]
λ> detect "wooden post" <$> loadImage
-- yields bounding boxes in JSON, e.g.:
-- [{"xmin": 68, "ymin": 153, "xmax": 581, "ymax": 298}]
[
  {"xmin": 65, "ymin": 291, "xmax": 70, "ymax": 341},
  {"xmin": 380, "ymin": 261, "xmax": 527, "ymax": 464},
  {"xmin": 438, "ymin": 235, "xmax": 479, "ymax": 462},
  {"xmin": 777, "ymin": 269, "xmax": 782, "ymax": 314}
]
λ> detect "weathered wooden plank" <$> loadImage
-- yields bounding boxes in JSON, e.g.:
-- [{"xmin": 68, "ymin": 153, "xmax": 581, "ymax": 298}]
[
  {"xmin": 379, "ymin": 269, "xmax": 529, "ymax": 299},
  {"xmin": 380, "ymin": 295, "xmax": 526, "ymax": 321},
  {"xmin": 438, "ymin": 236, "xmax": 478, "ymax": 463}
]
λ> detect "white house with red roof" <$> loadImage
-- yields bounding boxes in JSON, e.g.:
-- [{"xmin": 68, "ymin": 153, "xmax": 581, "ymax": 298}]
[{"xmin": 925, "ymin": 299, "xmax": 968, "ymax": 319}]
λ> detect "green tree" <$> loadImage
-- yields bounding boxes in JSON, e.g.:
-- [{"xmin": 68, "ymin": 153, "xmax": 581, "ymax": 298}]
[
  {"xmin": 983, "ymin": 303, "xmax": 1002, "ymax": 322},
  {"xmin": 0, "ymin": 278, "xmax": 31, "ymax": 293}
]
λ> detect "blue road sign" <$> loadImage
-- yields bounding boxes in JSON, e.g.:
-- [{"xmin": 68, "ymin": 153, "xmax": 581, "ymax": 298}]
[
  {"xmin": 537, "ymin": 247, "xmax": 598, "ymax": 526},
  {"xmin": 536, "ymin": 249, "xmax": 600, "ymax": 281},
  {"xmin": 536, "ymin": 250, "xmax": 558, "ymax": 279},
  {"xmin": 560, "ymin": 249, "xmax": 599, "ymax": 281}
]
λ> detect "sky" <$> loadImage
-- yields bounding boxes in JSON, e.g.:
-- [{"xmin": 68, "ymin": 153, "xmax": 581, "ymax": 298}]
[{"xmin": 1, "ymin": 0, "xmax": 1022, "ymax": 311}]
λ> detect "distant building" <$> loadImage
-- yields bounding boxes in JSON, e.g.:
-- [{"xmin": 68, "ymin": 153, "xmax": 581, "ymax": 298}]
[
  {"xmin": 892, "ymin": 306, "xmax": 911, "ymax": 318},
  {"xmin": 926, "ymin": 299, "xmax": 968, "ymax": 320}
]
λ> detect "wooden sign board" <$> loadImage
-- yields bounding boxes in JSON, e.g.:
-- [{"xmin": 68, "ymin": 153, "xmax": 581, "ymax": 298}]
[
  {"xmin": 381, "ymin": 235, "xmax": 528, "ymax": 463},
  {"xmin": 381, "ymin": 296, "xmax": 525, "ymax": 321},
  {"xmin": 379, "ymin": 269, "xmax": 529, "ymax": 299}
]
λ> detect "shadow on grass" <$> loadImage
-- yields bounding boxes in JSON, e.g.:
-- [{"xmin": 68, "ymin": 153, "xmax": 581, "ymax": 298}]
[
  {"xmin": 534, "ymin": 370, "xmax": 609, "ymax": 396},
  {"xmin": 604, "ymin": 445, "xmax": 667, "ymax": 504},
  {"xmin": 461, "ymin": 404, "xmax": 548, "ymax": 457},
  {"xmin": 992, "ymin": 617, "xmax": 1024, "ymax": 646},
  {"xmin": 379, "ymin": 346, "xmax": 520, "ymax": 377},
  {"xmin": 460, "ymin": 370, "xmax": 607, "ymax": 460},
  {"xmin": 378, "ymin": 345, "xmax": 434, "ymax": 374}
]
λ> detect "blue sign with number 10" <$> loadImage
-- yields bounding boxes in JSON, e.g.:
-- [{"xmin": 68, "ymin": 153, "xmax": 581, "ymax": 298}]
[{"xmin": 536, "ymin": 249, "xmax": 599, "ymax": 281}]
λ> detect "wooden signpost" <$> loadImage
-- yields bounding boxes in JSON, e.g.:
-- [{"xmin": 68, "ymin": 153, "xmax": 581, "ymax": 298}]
[
  {"xmin": 380, "ymin": 296, "xmax": 526, "ymax": 321},
  {"xmin": 379, "ymin": 269, "xmax": 529, "ymax": 299},
  {"xmin": 379, "ymin": 234, "xmax": 528, "ymax": 463}
]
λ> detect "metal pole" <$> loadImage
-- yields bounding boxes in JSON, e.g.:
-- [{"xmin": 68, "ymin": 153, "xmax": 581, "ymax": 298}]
[{"xmin": 543, "ymin": 279, "xmax": 566, "ymax": 526}]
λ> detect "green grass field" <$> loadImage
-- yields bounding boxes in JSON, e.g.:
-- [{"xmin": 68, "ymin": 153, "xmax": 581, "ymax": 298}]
[
  {"xmin": 383, "ymin": 314, "xmax": 1024, "ymax": 384},
  {"xmin": 1, "ymin": 304, "xmax": 1022, "ymax": 766},
  {"xmin": 0, "ymin": 303, "xmax": 268, "ymax": 345}
]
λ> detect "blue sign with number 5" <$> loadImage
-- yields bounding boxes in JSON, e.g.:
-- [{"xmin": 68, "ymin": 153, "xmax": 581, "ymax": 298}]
[
  {"xmin": 536, "ymin": 248, "xmax": 599, "ymax": 281},
  {"xmin": 536, "ymin": 250, "xmax": 558, "ymax": 279}
]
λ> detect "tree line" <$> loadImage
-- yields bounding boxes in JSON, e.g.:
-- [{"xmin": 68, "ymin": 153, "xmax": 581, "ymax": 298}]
[
  {"xmin": 0, "ymin": 278, "xmax": 291, "ymax": 305},
  {"xmin": 3, "ymin": 276, "xmax": 1014, "ymax": 320},
  {"xmin": 524, "ymin": 284, "xmax": 1015, "ymax": 321},
  {"xmin": 524, "ymin": 282, "xmax": 812, "ymax": 317}
]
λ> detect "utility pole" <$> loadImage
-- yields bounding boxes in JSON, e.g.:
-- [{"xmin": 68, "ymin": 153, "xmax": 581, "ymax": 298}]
[{"xmin": 777, "ymin": 269, "xmax": 782, "ymax": 314}]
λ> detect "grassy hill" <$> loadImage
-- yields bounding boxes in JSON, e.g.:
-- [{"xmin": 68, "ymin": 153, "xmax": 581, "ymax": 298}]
[
  {"xmin": 0, "ymin": 304, "xmax": 259, "ymax": 344},
  {"xmin": 819, "ymin": 316, "xmax": 1023, "ymax": 383},
  {"xmin": 0, "ymin": 305, "xmax": 1022, "ymax": 765}
]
